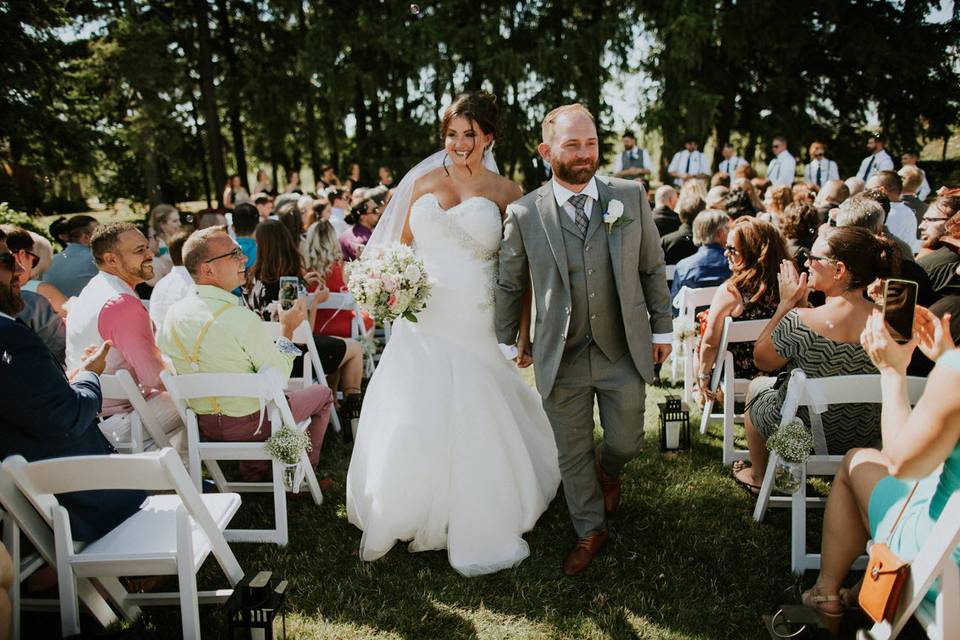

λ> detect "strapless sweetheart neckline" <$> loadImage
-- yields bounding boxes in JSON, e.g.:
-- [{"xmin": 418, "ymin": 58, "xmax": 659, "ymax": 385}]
[{"xmin": 415, "ymin": 192, "xmax": 498, "ymax": 214}]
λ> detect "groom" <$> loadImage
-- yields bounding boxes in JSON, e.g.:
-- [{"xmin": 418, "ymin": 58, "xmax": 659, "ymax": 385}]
[{"xmin": 495, "ymin": 104, "xmax": 673, "ymax": 575}]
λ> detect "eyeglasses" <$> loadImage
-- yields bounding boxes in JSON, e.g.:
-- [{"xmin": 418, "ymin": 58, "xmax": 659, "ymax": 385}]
[
  {"xmin": 724, "ymin": 244, "xmax": 739, "ymax": 255},
  {"xmin": 204, "ymin": 247, "xmax": 245, "ymax": 263},
  {"xmin": 807, "ymin": 254, "xmax": 837, "ymax": 264},
  {"xmin": 921, "ymin": 215, "xmax": 949, "ymax": 223},
  {"xmin": 15, "ymin": 249, "xmax": 39, "ymax": 270},
  {"xmin": 0, "ymin": 251, "xmax": 15, "ymax": 271}
]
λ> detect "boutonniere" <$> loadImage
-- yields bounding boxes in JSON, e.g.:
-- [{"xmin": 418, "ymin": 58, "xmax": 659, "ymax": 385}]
[{"xmin": 603, "ymin": 199, "xmax": 631, "ymax": 233}]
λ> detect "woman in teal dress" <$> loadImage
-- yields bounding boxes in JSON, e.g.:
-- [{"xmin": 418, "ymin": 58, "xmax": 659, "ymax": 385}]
[{"xmin": 801, "ymin": 306, "xmax": 960, "ymax": 629}]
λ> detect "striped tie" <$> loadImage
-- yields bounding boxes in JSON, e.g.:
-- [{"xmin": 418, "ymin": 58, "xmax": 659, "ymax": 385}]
[{"xmin": 569, "ymin": 193, "xmax": 589, "ymax": 235}]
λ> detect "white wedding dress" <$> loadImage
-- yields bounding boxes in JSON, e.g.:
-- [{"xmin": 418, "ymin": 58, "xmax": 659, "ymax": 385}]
[{"xmin": 346, "ymin": 193, "xmax": 561, "ymax": 577}]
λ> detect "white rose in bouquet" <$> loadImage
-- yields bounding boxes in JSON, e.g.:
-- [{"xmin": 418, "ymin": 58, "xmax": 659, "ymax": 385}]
[{"xmin": 346, "ymin": 243, "xmax": 433, "ymax": 323}]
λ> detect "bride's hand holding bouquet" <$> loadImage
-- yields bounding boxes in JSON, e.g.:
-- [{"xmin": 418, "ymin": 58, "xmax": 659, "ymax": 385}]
[{"xmin": 346, "ymin": 243, "xmax": 433, "ymax": 323}]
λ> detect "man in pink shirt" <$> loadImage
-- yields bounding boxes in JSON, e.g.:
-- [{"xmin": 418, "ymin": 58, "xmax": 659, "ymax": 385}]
[{"xmin": 65, "ymin": 222, "xmax": 184, "ymax": 450}]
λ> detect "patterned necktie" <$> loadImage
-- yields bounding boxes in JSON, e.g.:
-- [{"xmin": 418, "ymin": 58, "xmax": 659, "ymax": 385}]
[{"xmin": 569, "ymin": 193, "xmax": 589, "ymax": 235}]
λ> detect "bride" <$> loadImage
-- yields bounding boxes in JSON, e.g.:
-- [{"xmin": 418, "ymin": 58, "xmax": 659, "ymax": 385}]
[{"xmin": 346, "ymin": 92, "xmax": 561, "ymax": 577}]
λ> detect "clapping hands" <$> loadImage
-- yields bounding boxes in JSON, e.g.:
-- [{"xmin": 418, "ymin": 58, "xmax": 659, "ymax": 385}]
[{"xmin": 776, "ymin": 259, "xmax": 808, "ymax": 311}]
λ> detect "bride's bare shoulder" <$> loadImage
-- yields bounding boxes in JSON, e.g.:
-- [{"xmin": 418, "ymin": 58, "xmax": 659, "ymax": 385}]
[{"xmin": 485, "ymin": 174, "xmax": 524, "ymax": 211}]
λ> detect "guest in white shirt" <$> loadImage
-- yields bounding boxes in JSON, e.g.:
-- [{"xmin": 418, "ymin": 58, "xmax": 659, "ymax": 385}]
[
  {"xmin": 900, "ymin": 152, "xmax": 931, "ymax": 200},
  {"xmin": 866, "ymin": 171, "xmax": 920, "ymax": 254},
  {"xmin": 612, "ymin": 130, "xmax": 652, "ymax": 181},
  {"xmin": 803, "ymin": 141, "xmax": 840, "ymax": 187},
  {"xmin": 717, "ymin": 143, "xmax": 747, "ymax": 176},
  {"xmin": 149, "ymin": 231, "xmax": 196, "ymax": 329},
  {"xmin": 856, "ymin": 135, "xmax": 894, "ymax": 181},
  {"xmin": 765, "ymin": 136, "xmax": 796, "ymax": 186},
  {"xmin": 667, "ymin": 138, "xmax": 710, "ymax": 187}
]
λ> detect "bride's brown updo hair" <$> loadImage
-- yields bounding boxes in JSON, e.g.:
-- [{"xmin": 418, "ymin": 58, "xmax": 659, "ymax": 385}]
[{"xmin": 439, "ymin": 91, "xmax": 500, "ymax": 149}]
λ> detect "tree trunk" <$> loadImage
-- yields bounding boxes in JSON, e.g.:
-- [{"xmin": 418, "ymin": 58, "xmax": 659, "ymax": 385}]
[
  {"xmin": 215, "ymin": 0, "xmax": 248, "ymax": 191},
  {"xmin": 194, "ymin": 0, "xmax": 227, "ymax": 208},
  {"xmin": 297, "ymin": 0, "xmax": 320, "ymax": 180},
  {"xmin": 189, "ymin": 96, "xmax": 212, "ymax": 208}
]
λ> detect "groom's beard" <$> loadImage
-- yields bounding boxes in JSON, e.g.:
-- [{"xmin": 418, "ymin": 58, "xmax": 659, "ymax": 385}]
[
  {"xmin": 0, "ymin": 282, "xmax": 24, "ymax": 316},
  {"xmin": 552, "ymin": 156, "xmax": 599, "ymax": 185}
]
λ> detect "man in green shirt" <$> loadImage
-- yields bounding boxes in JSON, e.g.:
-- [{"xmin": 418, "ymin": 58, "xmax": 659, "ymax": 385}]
[{"xmin": 157, "ymin": 227, "xmax": 333, "ymax": 480}]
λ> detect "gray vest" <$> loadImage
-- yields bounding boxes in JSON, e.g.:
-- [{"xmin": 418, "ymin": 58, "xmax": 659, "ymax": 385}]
[
  {"xmin": 560, "ymin": 203, "xmax": 629, "ymax": 363},
  {"xmin": 621, "ymin": 150, "xmax": 645, "ymax": 171}
]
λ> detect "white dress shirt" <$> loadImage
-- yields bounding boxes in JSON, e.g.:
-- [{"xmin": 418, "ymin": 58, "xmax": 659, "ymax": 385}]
[
  {"xmin": 766, "ymin": 150, "xmax": 797, "ymax": 186},
  {"xmin": 667, "ymin": 149, "xmax": 711, "ymax": 186},
  {"xmin": 718, "ymin": 156, "xmax": 747, "ymax": 175},
  {"xmin": 803, "ymin": 158, "xmax": 840, "ymax": 187},
  {"xmin": 612, "ymin": 148, "xmax": 653, "ymax": 174},
  {"xmin": 886, "ymin": 201, "xmax": 920, "ymax": 254},
  {"xmin": 149, "ymin": 265, "xmax": 197, "ymax": 330},
  {"xmin": 857, "ymin": 149, "xmax": 894, "ymax": 181},
  {"xmin": 917, "ymin": 169, "xmax": 931, "ymax": 201}
]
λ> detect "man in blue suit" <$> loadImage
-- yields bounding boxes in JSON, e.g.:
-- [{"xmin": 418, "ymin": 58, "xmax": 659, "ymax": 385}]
[{"xmin": 0, "ymin": 228, "xmax": 144, "ymax": 542}]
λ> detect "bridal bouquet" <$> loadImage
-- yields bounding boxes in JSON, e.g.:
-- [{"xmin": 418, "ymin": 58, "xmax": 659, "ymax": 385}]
[{"xmin": 345, "ymin": 243, "xmax": 433, "ymax": 323}]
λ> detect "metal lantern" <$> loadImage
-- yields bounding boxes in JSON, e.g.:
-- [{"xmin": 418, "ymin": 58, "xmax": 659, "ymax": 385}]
[
  {"xmin": 226, "ymin": 571, "xmax": 288, "ymax": 640},
  {"xmin": 658, "ymin": 396, "xmax": 691, "ymax": 451}
]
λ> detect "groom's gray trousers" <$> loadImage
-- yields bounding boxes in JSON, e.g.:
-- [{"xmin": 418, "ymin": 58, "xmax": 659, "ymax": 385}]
[{"xmin": 541, "ymin": 345, "xmax": 646, "ymax": 538}]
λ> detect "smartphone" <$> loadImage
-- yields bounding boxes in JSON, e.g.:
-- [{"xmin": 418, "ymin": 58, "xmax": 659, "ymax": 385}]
[
  {"xmin": 882, "ymin": 278, "xmax": 918, "ymax": 344},
  {"xmin": 279, "ymin": 276, "xmax": 300, "ymax": 311}
]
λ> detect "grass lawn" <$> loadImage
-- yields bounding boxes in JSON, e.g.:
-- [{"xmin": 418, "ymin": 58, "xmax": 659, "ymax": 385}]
[{"xmin": 23, "ymin": 380, "xmax": 929, "ymax": 639}]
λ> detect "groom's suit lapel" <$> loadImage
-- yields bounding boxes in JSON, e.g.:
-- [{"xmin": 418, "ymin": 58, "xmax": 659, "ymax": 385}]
[
  {"xmin": 536, "ymin": 182, "xmax": 570, "ymax": 294},
  {"xmin": 595, "ymin": 177, "xmax": 623, "ymax": 296}
]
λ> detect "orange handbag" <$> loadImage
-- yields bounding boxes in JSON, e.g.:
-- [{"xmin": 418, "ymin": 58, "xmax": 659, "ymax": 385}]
[{"xmin": 858, "ymin": 482, "xmax": 919, "ymax": 623}]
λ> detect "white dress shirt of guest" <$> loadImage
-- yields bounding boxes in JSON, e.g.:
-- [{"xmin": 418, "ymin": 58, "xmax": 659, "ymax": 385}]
[
  {"xmin": 865, "ymin": 171, "xmax": 920, "ymax": 254},
  {"xmin": 765, "ymin": 137, "xmax": 796, "ymax": 186},
  {"xmin": 901, "ymin": 152, "xmax": 931, "ymax": 201},
  {"xmin": 857, "ymin": 136, "xmax": 894, "ymax": 181},
  {"xmin": 149, "ymin": 265, "xmax": 196, "ymax": 330},
  {"xmin": 717, "ymin": 144, "xmax": 747, "ymax": 176},
  {"xmin": 803, "ymin": 142, "xmax": 840, "ymax": 187},
  {"xmin": 668, "ymin": 141, "xmax": 711, "ymax": 187}
]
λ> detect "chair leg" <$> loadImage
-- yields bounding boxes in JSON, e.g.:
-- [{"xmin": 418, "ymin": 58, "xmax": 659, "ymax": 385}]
[
  {"xmin": 754, "ymin": 453, "xmax": 778, "ymax": 523},
  {"xmin": 938, "ymin": 560, "xmax": 959, "ymax": 640},
  {"xmin": 300, "ymin": 450, "xmax": 323, "ymax": 506},
  {"xmin": 4, "ymin": 515, "xmax": 19, "ymax": 640},
  {"xmin": 791, "ymin": 464, "xmax": 809, "ymax": 575},
  {"xmin": 699, "ymin": 399, "xmax": 713, "ymax": 435},
  {"xmin": 271, "ymin": 460, "xmax": 289, "ymax": 547},
  {"xmin": 722, "ymin": 373, "xmax": 735, "ymax": 465},
  {"xmin": 52, "ymin": 508, "xmax": 80, "ymax": 637},
  {"xmin": 175, "ymin": 506, "xmax": 201, "ymax": 640},
  {"xmin": 204, "ymin": 459, "xmax": 230, "ymax": 492}
]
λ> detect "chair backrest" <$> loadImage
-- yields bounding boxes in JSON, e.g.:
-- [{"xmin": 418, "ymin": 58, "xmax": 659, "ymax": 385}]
[
  {"xmin": 674, "ymin": 285, "xmax": 719, "ymax": 317},
  {"xmin": 262, "ymin": 321, "xmax": 328, "ymax": 386},
  {"xmin": 314, "ymin": 292, "xmax": 365, "ymax": 337},
  {"xmin": 664, "ymin": 264, "xmax": 677, "ymax": 282},
  {"xmin": 160, "ymin": 369, "xmax": 296, "ymax": 430},
  {"xmin": 707, "ymin": 316, "xmax": 771, "ymax": 393},
  {"xmin": 99, "ymin": 369, "xmax": 172, "ymax": 448}
]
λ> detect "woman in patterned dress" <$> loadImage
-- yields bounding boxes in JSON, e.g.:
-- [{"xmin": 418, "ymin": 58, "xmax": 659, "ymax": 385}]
[{"xmin": 732, "ymin": 226, "xmax": 898, "ymax": 493}]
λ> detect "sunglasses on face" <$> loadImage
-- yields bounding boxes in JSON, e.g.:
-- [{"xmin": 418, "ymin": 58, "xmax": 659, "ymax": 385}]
[
  {"xmin": 724, "ymin": 244, "xmax": 739, "ymax": 255},
  {"xmin": 15, "ymin": 249, "xmax": 39, "ymax": 270},
  {"xmin": 204, "ymin": 247, "xmax": 245, "ymax": 263}
]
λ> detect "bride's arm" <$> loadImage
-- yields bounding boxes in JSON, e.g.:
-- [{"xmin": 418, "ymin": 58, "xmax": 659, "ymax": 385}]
[{"xmin": 400, "ymin": 183, "xmax": 425, "ymax": 246}]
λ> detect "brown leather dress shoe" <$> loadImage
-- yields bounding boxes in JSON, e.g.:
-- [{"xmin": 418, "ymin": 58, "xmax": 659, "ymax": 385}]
[
  {"xmin": 596, "ymin": 452, "xmax": 622, "ymax": 514},
  {"xmin": 562, "ymin": 529, "xmax": 609, "ymax": 576}
]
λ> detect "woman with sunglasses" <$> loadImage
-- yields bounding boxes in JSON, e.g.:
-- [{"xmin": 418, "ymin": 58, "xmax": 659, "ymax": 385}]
[
  {"xmin": 732, "ymin": 226, "xmax": 898, "ymax": 494},
  {"xmin": 696, "ymin": 217, "xmax": 788, "ymax": 407}
]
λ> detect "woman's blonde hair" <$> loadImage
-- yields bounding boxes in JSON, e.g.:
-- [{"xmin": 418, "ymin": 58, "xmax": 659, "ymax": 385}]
[{"xmin": 304, "ymin": 220, "xmax": 342, "ymax": 276}]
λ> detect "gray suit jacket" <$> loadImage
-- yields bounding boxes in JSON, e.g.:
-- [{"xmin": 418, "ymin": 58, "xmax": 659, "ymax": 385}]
[{"xmin": 495, "ymin": 176, "xmax": 673, "ymax": 397}]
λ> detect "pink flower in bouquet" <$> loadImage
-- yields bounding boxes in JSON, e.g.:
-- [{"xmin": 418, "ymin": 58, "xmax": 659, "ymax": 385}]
[
  {"xmin": 381, "ymin": 275, "xmax": 398, "ymax": 293},
  {"xmin": 388, "ymin": 294, "xmax": 398, "ymax": 308}
]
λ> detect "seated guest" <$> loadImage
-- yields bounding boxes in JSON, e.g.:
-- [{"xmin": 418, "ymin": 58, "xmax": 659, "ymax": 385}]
[
  {"xmin": 232, "ymin": 202, "xmax": 260, "ymax": 268},
  {"xmin": 157, "ymin": 227, "xmax": 333, "ymax": 481},
  {"xmin": 339, "ymin": 195, "xmax": 381, "ymax": 261},
  {"xmin": 813, "ymin": 179, "xmax": 850, "ymax": 221},
  {"xmin": 65, "ymin": 223, "xmax": 184, "ymax": 449},
  {"xmin": 723, "ymin": 186, "xmax": 757, "ymax": 220},
  {"xmin": 670, "ymin": 210, "xmax": 731, "ymax": 300},
  {"xmin": 845, "ymin": 176, "xmax": 865, "ymax": 197},
  {"xmin": 0, "ymin": 226, "xmax": 66, "ymax": 363},
  {"xmin": 249, "ymin": 220, "xmax": 366, "ymax": 427},
  {"xmin": 917, "ymin": 188, "xmax": 960, "ymax": 294},
  {"xmin": 866, "ymin": 170, "xmax": 920, "ymax": 254},
  {"xmin": 304, "ymin": 219, "xmax": 374, "ymax": 338},
  {"xmin": 834, "ymin": 194, "xmax": 934, "ymax": 307},
  {"xmin": 858, "ymin": 189, "xmax": 918, "ymax": 264},
  {"xmin": 276, "ymin": 201, "xmax": 307, "ymax": 255},
  {"xmin": 777, "ymin": 202, "xmax": 820, "ymax": 259},
  {"xmin": 19, "ymin": 232, "xmax": 67, "ymax": 316},
  {"xmin": 149, "ymin": 231, "xmax": 195, "ymax": 329},
  {"xmin": 0, "ymin": 228, "xmax": 144, "ymax": 541},
  {"xmin": 697, "ymin": 217, "xmax": 787, "ymax": 403},
  {"xmin": 661, "ymin": 188, "xmax": 703, "ymax": 265},
  {"xmin": 148, "ymin": 203, "xmax": 181, "ymax": 283},
  {"xmin": 791, "ymin": 182, "xmax": 817, "ymax": 205},
  {"xmin": 760, "ymin": 184, "xmax": 792, "ymax": 224},
  {"xmin": 709, "ymin": 172, "xmax": 730, "ymax": 188},
  {"xmin": 734, "ymin": 227, "xmax": 896, "ymax": 493},
  {"xmin": 43, "ymin": 214, "xmax": 99, "ymax": 298},
  {"xmin": 652, "ymin": 185, "xmax": 680, "ymax": 238},
  {"xmin": 797, "ymin": 308, "xmax": 959, "ymax": 632},
  {"xmin": 899, "ymin": 164, "xmax": 928, "ymax": 224},
  {"xmin": 705, "ymin": 186, "xmax": 729, "ymax": 211}
]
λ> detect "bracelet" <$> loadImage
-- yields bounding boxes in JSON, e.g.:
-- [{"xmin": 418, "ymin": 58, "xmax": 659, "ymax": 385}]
[{"xmin": 697, "ymin": 373, "xmax": 711, "ymax": 380}]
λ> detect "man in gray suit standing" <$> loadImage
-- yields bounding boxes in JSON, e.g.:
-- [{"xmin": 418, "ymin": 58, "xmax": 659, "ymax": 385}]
[{"xmin": 495, "ymin": 104, "xmax": 673, "ymax": 576}]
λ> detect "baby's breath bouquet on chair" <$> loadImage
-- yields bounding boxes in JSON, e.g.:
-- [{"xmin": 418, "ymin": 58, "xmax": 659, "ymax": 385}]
[
  {"xmin": 345, "ymin": 243, "xmax": 433, "ymax": 323},
  {"xmin": 766, "ymin": 418, "xmax": 815, "ymax": 494},
  {"xmin": 264, "ymin": 425, "xmax": 312, "ymax": 491}
]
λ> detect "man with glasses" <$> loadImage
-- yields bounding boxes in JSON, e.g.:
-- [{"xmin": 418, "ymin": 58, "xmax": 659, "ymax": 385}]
[
  {"xmin": 157, "ymin": 227, "xmax": 333, "ymax": 482},
  {"xmin": 65, "ymin": 222, "xmax": 185, "ymax": 450},
  {"xmin": 0, "ymin": 227, "xmax": 146, "ymax": 541},
  {"xmin": 766, "ymin": 136, "xmax": 796, "ymax": 187},
  {"xmin": 0, "ymin": 225, "xmax": 65, "ymax": 363}
]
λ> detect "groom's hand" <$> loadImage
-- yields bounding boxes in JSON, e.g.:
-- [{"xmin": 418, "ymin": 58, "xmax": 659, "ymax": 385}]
[
  {"xmin": 515, "ymin": 340, "xmax": 534, "ymax": 368},
  {"xmin": 652, "ymin": 343, "xmax": 672, "ymax": 365}
]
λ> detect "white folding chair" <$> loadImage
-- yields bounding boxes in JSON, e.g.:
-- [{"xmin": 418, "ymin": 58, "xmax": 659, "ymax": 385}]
[
  {"xmin": 3, "ymin": 448, "xmax": 243, "ymax": 639},
  {"xmin": 98, "ymin": 369, "xmax": 174, "ymax": 453},
  {"xmin": 263, "ymin": 320, "xmax": 342, "ymax": 434},
  {"xmin": 672, "ymin": 285, "xmax": 720, "ymax": 403},
  {"xmin": 698, "ymin": 316, "xmax": 771, "ymax": 465},
  {"xmin": 752, "ymin": 369, "xmax": 926, "ymax": 575},
  {"xmin": 867, "ymin": 492, "xmax": 960, "ymax": 640},
  {"xmin": 160, "ymin": 369, "xmax": 322, "ymax": 546},
  {"xmin": 314, "ymin": 291, "xmax": 376, "ymax": 373}
]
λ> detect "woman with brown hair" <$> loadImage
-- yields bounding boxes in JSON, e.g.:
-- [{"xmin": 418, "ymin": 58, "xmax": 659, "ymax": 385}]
[
  {"xmin": 697, "ymin": 217, "xmax": 789, "ymax": 405},
  {"xmin": 761, "ymin": 184, "xmax": 793, "ymax": 224},
  {"xmin": 778, "ymin": 201, "xmax": 821, "ymax": 259},
  {"xmin": 245, "ymin": 219, "xmax": 365, "ymax": 424},
  {"xmin": 732, "ymin": 226, "xmax": 899, "ymax": 493}
]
